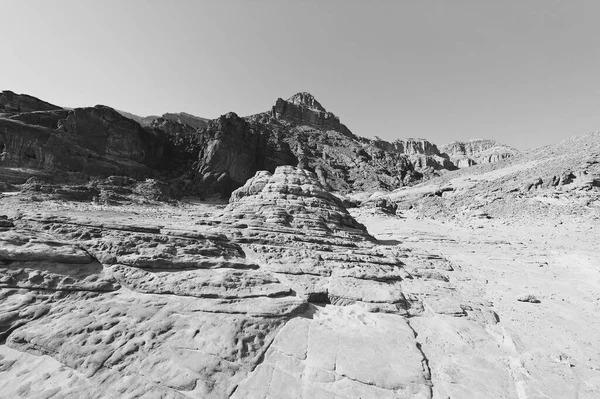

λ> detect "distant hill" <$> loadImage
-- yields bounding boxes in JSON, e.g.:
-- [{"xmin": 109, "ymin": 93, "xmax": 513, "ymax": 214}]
[
  {"xmin": 116, "ymin": 110, "xmax": 209, "ymax": 130},
  {"xmin": 371, "ymin": 132, "xmax": 600, "ymax": 219}
]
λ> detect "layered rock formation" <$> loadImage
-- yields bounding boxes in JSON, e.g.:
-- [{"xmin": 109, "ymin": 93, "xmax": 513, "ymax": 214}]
[
  {"xmin": 270, "ymin": 92, "xmax": 353, "ymax": 137},
  {"xmin": 373, "ymin": 138, "xmax": 456, "ymax": 171},
  {"xmin": 440, "ymin": 139, "xmax": 518, "ymax": 168},
  {"xmin": 0, "ymin": 165, "xmax": 485, "ymax": 398}
]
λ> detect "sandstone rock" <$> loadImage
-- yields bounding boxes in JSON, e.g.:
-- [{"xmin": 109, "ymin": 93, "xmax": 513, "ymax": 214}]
[
  {"xmin": 517, "ymin": 294, "xmax": 541, "ymax": 303},
  {"xmin": 224, "ymin": 166, "xmax": 369, "ymax": 238},
  {"xmin": 271, "ymin": 92, "xmax": 353, "ymax": 137},
  {"xmin": 439, "ymin": 139, "xmax": 518, "ymax": 168},
  {"xmin": 5, "ymin": 291, "xmax": 291, "ymax": 398},
  {"xmin": 0, "ymin": 216, "xmax": 14, "ymax": 228},
  {"xmin": 0, "ymin": 227, "xmax": 119, "ymax": 301},
  {"xmin": 232, "ymin": 305, "xmax": 432, "ymax": 399}
]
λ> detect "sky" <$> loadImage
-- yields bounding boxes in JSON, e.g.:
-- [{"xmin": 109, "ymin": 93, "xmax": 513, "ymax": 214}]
[{"xmin": 2, "ymin": 0, "xmax": 600, "ymax": 150}]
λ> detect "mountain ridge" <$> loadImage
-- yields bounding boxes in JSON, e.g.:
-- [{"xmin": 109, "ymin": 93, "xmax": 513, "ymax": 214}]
[{"xmin": 0, "ymin": 90, "xmax": 518, "ymax": 197}]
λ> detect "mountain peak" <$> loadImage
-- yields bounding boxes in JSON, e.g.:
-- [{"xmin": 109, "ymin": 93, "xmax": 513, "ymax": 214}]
[{"xmin": 286, "ymin": 92, "xmax": 326, "ymax": 112}]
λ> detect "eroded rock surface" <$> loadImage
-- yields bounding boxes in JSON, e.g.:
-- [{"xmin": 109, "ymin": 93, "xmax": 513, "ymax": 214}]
[
  {"xmin": 3, "ymin": 162, "xmax": 595, "ymax": 398},
  {"xmin": 0, "ymin": 165, "xmax": 473, "ymax": 398}
]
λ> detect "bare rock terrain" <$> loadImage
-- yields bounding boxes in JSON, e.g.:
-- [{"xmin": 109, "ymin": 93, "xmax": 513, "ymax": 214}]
[
  {"xmin": 1, "ymin": 90, "xmax": 598, "ymax": 398},
  {"xmin": 1, "ymin": 155, "xmax": 597, "ymax": 398},
  {"xmin": 1, "ymin": 90, "xmax": 515, "ymax": 199}
]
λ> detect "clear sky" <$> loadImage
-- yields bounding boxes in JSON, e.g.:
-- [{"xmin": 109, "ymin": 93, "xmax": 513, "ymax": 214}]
[{"xmin": 2, "ymin": 0, "xmax": 600, "ymax": 150}]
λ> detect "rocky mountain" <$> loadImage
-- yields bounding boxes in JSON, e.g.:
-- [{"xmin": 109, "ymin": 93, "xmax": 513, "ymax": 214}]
[
  {"xmin": 372, "ymin": 137, "xmax": 456, "ymax": 170},
  {"xmin": 114, "ymin": 110, "xmax": 160, "ymax": 126},
  {"xmin": 369, "ymin": 131, "xmax": 600, "ymax": 220},
  {"xmin": 117, "ymin": 109, "xmax": 210, "ymax": 130},
  {"xmin": 439, "ymin": 139, "xmax": 518, "ymax": 168},
  {"xmin": 1, "ymin": 92, "xmax": 599, "ymax": 398},
  {"xmin": 0, "ymin": 90, "xmax": 515, "ymax": 198}
]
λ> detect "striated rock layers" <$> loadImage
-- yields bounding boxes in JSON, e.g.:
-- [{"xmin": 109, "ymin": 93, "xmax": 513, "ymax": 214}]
[
  {"xmin": 271, "ymin": 92, "xmax": 353, "ymax": 137},
  {"xmin": 0, "ymin": 165, "xmax": 502, "ymax": 398},
  {"xmin": 439, "ymin": 139, "xmax": 518, "ymax": 168},
  {"xmin": 373, "ymin": 138, "xmax": 457, "ymax": 171}
]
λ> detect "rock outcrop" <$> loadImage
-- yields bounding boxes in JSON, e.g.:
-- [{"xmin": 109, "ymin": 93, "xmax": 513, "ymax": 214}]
[
  {"xmin": 0, "ymin": 164, "xmax": 481, "ymax": 397},
  {"xmin": 439, "ymin": 139, "xmax": 518, "ymax": 168},
  {"xmin": 375, "ymin": 138, "xmax": 441, "ymax": 156},
  {"xmin": 116, "ymin": 110, "xmax": 209, "ymax": 130},
  {"xmin": 270, "ymin": 92, "xmax": 353, "ymax": 137},
  {"xmin": 0, "ymin": 105, "xmax": 165, "ymax": 179},
  {"xmin": 0, "ymin": 91, "xmax": 62, "ymax": 114},
  {"xmin": 162, "ymin": 112, "xmax": 209, "ymax": 130},
  {"xmin": 373, "ymin": 138, "xmax": 457, "ymax": 172}
]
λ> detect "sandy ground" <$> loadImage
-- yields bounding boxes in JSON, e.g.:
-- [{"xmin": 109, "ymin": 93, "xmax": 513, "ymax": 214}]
[{"xmin": 353, "ymin": 208, "xmax": 600, "ymax": 398}]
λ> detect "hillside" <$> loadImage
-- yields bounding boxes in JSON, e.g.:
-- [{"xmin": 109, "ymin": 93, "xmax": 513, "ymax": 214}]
[
  {"xmin": 366, "ymin": 131, "xmax": 600, "ymax": 221},
  {"xmin": 1, "ymin": 90, "xmax": 516, "ymax": 198}
]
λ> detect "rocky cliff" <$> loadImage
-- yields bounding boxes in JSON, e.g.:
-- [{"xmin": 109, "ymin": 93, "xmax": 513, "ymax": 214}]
[
  {"xmin": 439, "ymin": 139, "xmax": 518, "ymax": 168},
  {"xmin": 270, "ymin": 92, "xmax": 353, "ymax": 137},
  {"xmin": 372, "ymin": 138, "xmax": 456, "ymax": 171},
  {"xmin": 0, "ymin": 90, "xmax": 514, "ymax": 198},
  {"xmin": 0, "ymin": 99, "xmax": 167, "ymax": 179}
]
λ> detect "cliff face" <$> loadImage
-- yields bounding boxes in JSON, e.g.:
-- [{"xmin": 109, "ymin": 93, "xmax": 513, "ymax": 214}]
[
  {"xmin": 439, "ymin": 139, "xmax": 518, "ymax": 168},
  {"xmin": 271, "ymin": 93, "xmax": 353, "ymax": 137},
  {"xmin": 0, "ymin": 102, "xmax": 167, "ymax": 179},
  {"xmin": 56, "ymin": 106, "xmax": 165, "ymax": 164},
  {"xmin": 372, "ymin": 138, "xmax": 456, "ymax": 172},
  {"xmin": 191, "ymin": 112, "xmax": 297, "ymax": 196},
  {"xmin": 376, "ymin": 138, "xmax": 441, "ymax": 156}
]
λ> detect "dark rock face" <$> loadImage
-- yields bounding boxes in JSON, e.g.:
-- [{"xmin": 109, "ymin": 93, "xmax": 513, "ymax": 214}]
[
  {"xmin": 0, "ymin": 89, "xmax": 514, "ymax": 198},
  {"xmin": 161, "ymin": 112, "xmax": 209, "ymax": 130},
  {"xmin": 1, "ymin": 105, "xmax": 166, "ymax": 179},
  {"xmin": 56, "ymin": 105, "xmax": 165, "ymax": 165},
  {"xmin": 194, "ymin": 113, "xmax": 297, "ymax": 196},
  {"xmin": 9, "ymin": 110, "xmax": 71, "ymax": 129},
  {"xmin": 0, "ymin": 91, "xmax": 62, "ymax": 114}
]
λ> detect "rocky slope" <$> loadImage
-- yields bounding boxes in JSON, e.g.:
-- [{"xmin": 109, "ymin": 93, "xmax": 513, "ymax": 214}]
[{"xmin": 366, "ymin": 131, "xmax": 600, "ymax": 222}]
